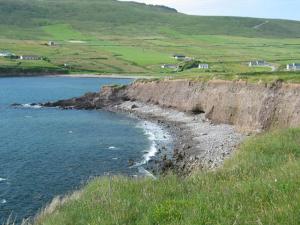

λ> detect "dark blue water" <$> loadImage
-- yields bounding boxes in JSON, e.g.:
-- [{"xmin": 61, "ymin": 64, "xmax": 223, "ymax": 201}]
[{"xmin": 0, "ymin": 77, "xmax": 152, "ymax": 223}]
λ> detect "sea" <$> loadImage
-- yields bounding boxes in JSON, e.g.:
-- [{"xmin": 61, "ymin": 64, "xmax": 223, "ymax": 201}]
[{"xmin": 0, "ymin": 76, "xmax": 171, "ymax": 223}]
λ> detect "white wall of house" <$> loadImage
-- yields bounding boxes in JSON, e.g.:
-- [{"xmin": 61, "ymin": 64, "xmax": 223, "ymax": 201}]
[
  {"xmin": 199, "ymin": 64, "xmax": 209, "ymax": 69},
  {"xmin": 287, "ymin": 63, "xmax": 300, "ymax": 71}
]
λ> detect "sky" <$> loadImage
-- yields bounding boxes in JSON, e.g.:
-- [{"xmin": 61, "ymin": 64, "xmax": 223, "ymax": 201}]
[{"xmin": 119, "ymin": 0, "xmax": 300, "ymax": 21}]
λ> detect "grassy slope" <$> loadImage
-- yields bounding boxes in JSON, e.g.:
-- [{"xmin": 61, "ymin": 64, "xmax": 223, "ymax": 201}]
[
  {"xmin": 32, "ymin": 129, "xmax": 300, "ymax": 225},
  {"xmin": 1, "ymin": 0, "xmax": 300, "ymax": 38},
  {"xmin": 0, "ymin": 0, "xmax": 300, "ymax": 81}
]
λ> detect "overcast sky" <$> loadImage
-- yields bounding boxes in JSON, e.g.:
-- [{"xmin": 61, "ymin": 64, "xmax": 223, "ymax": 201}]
[{"xmin": 119, "ymin": 0, "xmax": 300, "ymax": 21}]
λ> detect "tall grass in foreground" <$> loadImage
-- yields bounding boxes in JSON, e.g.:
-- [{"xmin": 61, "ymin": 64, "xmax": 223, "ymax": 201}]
[{"xmin": 21, "ymin": 129, "xmax": 300, "ymax": 224}]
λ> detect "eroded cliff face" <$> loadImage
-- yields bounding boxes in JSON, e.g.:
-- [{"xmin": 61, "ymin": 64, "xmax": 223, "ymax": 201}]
[
  {"xmin": 123, "ymin": 79, "xmax": 300, "ymax": 132},
  {"xmin": 42, "ymin": 79, "xmax": 300, "ymax": 132}
]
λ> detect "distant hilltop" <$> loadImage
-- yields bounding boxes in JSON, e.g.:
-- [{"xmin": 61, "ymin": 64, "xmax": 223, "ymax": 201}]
[
  {"xmin": 126, "ymin": 1, "xmax": 178, "ymax": 13},
  {"xmin": 1, "ymin": 0, "xmax": 300, "ymax": 39},
  {"xmin": 147, "ymin": 4, "xmax": 178, "ymax": 13}
]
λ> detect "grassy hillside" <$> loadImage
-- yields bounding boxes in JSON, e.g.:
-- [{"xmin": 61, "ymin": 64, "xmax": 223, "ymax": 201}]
[
  {"xmin": 0, "ymin": 0, "xmax": 300, "ymax": 80},
  {"xmin": 23, "ymin": 128, "xmax": 300, "ymax": 224},
  {"xmin": 1, "ymin": 0, "xmax": 300, "ymax": 39}
]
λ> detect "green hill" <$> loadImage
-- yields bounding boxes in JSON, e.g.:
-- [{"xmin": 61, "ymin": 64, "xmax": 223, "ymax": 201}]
[
  {"xmin": 1, "ymin": 0, "xmax": 300, "ymax": 79},
  {"xmin": 0, "ymin": 0, "xmax": 300, "ymax": 39}
]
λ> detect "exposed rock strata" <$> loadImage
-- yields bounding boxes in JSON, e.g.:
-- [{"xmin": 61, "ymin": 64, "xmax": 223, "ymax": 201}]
[
  {"xmin": 124, "ymin": 79, "xmax": 300, "ymax": 132},
  {"xmin": 44, "ymin": 79, "xmax": 300, "ymax": 132}
]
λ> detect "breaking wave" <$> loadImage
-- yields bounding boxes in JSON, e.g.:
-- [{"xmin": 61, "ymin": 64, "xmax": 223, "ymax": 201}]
[{"xmin": 136, "ymin": 121, "xmax": 171, "ymax": 166}]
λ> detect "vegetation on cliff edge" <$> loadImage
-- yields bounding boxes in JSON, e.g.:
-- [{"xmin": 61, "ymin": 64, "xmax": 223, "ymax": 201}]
[{"xmin": 20, "ymin": 128, "xmax": 300, "ymax": 225}]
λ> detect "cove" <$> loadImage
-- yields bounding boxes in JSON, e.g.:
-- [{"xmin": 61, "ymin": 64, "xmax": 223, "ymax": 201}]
[{"xmin": 0, "ymin": 76, "xmax": 163, "ymax": 223}]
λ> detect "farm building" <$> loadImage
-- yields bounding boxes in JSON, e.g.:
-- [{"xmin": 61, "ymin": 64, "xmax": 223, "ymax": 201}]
[
  {"xmin": 198, "ymin": 64, "xmax": 209, "ymax": 69},
  {"xmin": 20, "ymin": 55, "xmax": 42, "ymax": 60},
  {"xmin": 0, "ymin": 51, "xmax": 14, "ymax": 57},
  {"xmin": 161, "ymin": 64, "xmax": 178, "ymax": 69},
  {"xmin": 249, "ymin": 60, "xmax": 267, "ymax": 67},
  {"xmin": 173, "ymin": 54, "xmax": 186, "ymax": 60},
  {"xmin": 48, "ymin": 41, "xmax": 56, "ymax": 46},
  {"xmin": 287, "ymin": 63, "xmax": 300, "ymax": 71}
]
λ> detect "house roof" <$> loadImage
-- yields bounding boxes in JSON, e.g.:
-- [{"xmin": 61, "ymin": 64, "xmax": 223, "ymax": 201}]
[
  {"xmin": 288, "ymin": 63, "xmax": 300, "ymax": 66},
  {"xmin": 173, "ymin": 54, "xmax": 185, "ymax": 57}
]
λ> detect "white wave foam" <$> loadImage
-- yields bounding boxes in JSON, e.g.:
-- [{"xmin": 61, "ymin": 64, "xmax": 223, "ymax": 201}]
[
  {"xmin": 0, "ymin": 178, "xmax": 6, "ymax": 182},
  {"xmin": 1, "ymin": 199, "xmax": 7, "ymax": 204},
  {"xmin": 143, "ymin": 143, "xmax": 157, "ymax": 163},
  {"xmin": 136, "ymin": 121, "xmax": 171, "ymax": 165},
  {"xmin": 108, "ymin": 146, "xmax": 117, "ymax": 150},
  {"xmin": 22, "ymin": 103, "xmax": 42, "ymax": 109}
]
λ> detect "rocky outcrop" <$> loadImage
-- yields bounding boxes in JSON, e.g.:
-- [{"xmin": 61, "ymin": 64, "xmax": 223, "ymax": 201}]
[{"xmin": 42, "ymin": 86, "xmax": 128, "ymax": 109}]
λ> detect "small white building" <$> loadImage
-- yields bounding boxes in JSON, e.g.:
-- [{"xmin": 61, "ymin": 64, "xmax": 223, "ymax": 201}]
[
  {"xmin": 249, "ymin": 60, "xmax": 267, "ymax": 67},
  {"xmin": 198, "ymin": 64, "xmax": 209, "ymax": 69},
  {"xmin": 0, "ymin": 51, "xmax": 13, "ymax": 57},
  {"xmin": 287, "ymin": 63, "xmax": 300, "ymax": 71},
  {"xmin": 48, "ymin": 41, "xmax": 56, "ymax": 46},
  {"xmin": 161, "ymin": 64, "xmax": 178, "ymax": 69},
  {"xmin": 20, "ymin": 55, "xmax": 42, "ymax": 60}
]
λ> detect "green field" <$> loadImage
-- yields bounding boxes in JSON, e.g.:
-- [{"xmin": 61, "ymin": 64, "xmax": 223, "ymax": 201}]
[
  {"xmin": 26, "ymin": 129, "xmax": 300, "ymax": 225},
  {"xmin": 1, "ymin": 33, "xmax": 300, "ymax": 80},
  {"xmin": 0, "ymin": 0, "xmax": 300, "ymax": 81}
]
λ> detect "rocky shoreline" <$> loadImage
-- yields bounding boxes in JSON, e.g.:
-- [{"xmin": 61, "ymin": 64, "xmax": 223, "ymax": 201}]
[
  {"xmin": 111, "ymin": 101, "xmax": 245, "ymax": 174},
  {"xmin": 34, "ymin": 85, "xmax": 245, "ymax": 175}
]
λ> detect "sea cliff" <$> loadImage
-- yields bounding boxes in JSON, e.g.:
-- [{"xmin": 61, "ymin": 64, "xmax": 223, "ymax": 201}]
[
  {"xmin": 40, "ymin": 79, "xmax": 300, "ymax": 173},
  {"xmin": 124, "ymin": 79, "xmax": 300, "ymax": 132},
  {"xmin": 44, "ymin": 79, "xmax": 300, "ymax": 132}
]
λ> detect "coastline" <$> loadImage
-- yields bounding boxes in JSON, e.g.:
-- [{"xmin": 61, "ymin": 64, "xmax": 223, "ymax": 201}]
[
  {"xmin": 0, "ymin": 73, "xmax": 155, "ymax": 80},
  {"xmin": 107, "ymin": 101, "xmax": 245, "ymax": 174},
  {"xmin": 37, "ymin": 83, "xmax": 247, "ymax": 175},
  {"xmin": 20, "ymin": 99, "xmax": 245, "ymax": 175},
  {"xmin": 23, "ymin": 101, "xmax": 244, "ymax": 175},
  {"xmin": 53, "ymin": 74, "xmax": 155, "ymax": 79}
]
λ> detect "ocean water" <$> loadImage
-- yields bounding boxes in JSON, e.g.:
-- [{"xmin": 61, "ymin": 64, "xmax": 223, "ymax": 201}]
[{"xmin": 0, "ymin": 77, "xmax": 170, "ymax": 223}]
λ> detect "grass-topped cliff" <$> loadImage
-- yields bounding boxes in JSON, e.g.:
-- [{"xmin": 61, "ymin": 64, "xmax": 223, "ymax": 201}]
[
  {"xmin": 23, "ymin": 128, "xmax": 300, "ymax": 225},
  {"xmin": 0, "ymin": 0, "xmax": 300, "ymax": 81}
]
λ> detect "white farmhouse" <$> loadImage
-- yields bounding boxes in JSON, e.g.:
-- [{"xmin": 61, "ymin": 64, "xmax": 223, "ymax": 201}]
[
  {"xmin": 48, "ymin": 41, "xmax": 56, "ymax": 46},
  {"xmin": 20, "ymin": 55, "xmax": 42, "ymax": 60},
  {"xmin": 287, "ymin": 63, "xmax": 300, "ymax": 71},
  {"xmin": 161, "ymin": 64, "xmax": 178, "ymax": 69},
  {"xmin": 198, "ymin": 64, "xmax": 209, "ymax": 69},
  {"xmin": 249, "ymin": 60, "xmax": 267, "ymax": 67}
]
